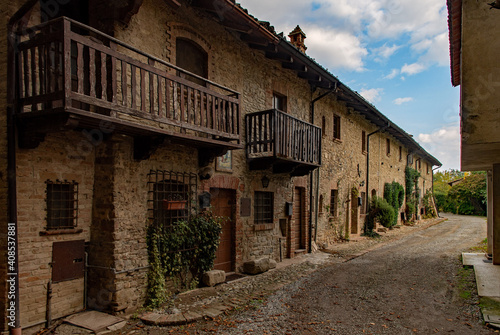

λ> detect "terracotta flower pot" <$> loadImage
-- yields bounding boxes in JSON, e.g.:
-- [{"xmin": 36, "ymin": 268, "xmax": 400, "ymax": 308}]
[{"xmin": 162, "ymin": 200, "xmax": 187, "ymax": 210}]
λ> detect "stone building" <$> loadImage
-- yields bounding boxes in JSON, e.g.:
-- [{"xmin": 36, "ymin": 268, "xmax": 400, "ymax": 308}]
[
  {"xmin": 1, "ymin": 0, "xmax": 439, "ymax": 332},
  {"xmin": 447, "ymin": 0, "xmax": 500, "ymax": 264}
]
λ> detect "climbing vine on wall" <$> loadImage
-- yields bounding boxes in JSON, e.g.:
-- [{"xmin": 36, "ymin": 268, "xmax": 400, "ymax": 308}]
[
  {"xmin": 405, "ymin": 166, "xmax": 421, "ymax": 220},
  {"xmin": 146, "ymin": 210, "xmax": 224, "ymax": 308},
  {"xmin": 383, "ymin": 181, "xmax": 405, "ymax": 227}
]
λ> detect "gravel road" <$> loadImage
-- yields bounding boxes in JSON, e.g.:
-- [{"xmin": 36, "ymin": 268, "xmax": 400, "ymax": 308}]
[{"xmin": 195, "ymin": 214, "xmax": 492, "ymax": 334}]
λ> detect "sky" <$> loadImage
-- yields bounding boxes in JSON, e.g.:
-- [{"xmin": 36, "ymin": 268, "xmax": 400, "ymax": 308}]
[{"xmin": 237, "ymin": 0, "xmax": 460, "ymax": 172}]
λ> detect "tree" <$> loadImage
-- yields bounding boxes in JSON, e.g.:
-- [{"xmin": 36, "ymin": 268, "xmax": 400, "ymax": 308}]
[{"xmin": 447, "ymin": 172, "xmax": 486, "ymax": 216}]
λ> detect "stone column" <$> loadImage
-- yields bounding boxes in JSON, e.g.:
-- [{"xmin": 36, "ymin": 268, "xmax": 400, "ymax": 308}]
[
  {"xmin": 492, "ymin": 165, "xmax": 500, "ymax": 265},
  {"xmin": 488, "ymin": 170, "xmax": 493, "ymax": 255}
]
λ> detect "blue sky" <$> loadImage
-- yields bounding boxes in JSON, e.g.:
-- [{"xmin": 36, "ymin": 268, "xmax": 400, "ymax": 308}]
[{"xmin": 237, "ymin": 0, "xmax": 460, "ymax": 171}]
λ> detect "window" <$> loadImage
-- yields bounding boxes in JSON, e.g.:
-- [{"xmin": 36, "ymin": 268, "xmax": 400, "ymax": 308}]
[
  {"xmin": 272, "ymin": 92, "xmax": 287, "ymax": 112},
  {"xmin": 319, "ymin": 195, "xmax": 324, "ymax": 214},
  {"xmin": 386, "ymin": 138, "xmax": 391, "ymax": 156},
  {"xmin": 333, "ymin": 115, "xmax": 341, "ymax": 140},
  {"xmin": 399, "ymin": 146, "xmax": 402, "ymax": 162},
  {"xmin": 254, "ymin": 192, "xmax": 273, "ymax": 224},
  {"xmin": 330, "ymin": 190, "xmax": 338, "ymax": 216},
  {"xmin": 322, "ymin": 116, "xmax": 326, "ymax": 137},
  {"xmin": 176, "ymin": 38, "xmax": 208, "ymax": 86},
  {"xmin": 360, "ymin": 192, "xmax": 366, "ymax": 214},
  {"xmin": 427, "ymin": 163, "xmax": 430, "ymax": 174},
  {"xmin": 40, "ymin": 0, "xmax": 89, "ymax": 24},
  {"xmin": 148, "ymin": 170, "xmax": 197, "ymax": 229},
  {"xmin": 362, "ymin": 130, "xmax": 366, "ymax": 153},
  {"xmin": 46, "ymin": 180, "xmax": 78, "ymax": 230}
]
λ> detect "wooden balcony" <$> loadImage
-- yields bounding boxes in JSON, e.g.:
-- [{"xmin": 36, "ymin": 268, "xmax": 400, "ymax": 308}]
[
  {"xmin": 12, "ymin": 17, "xmax": 241, "ymax": 160},
  {"xmin": 246, "ymin": 109, "xmax": 321, "ymax": 176}
]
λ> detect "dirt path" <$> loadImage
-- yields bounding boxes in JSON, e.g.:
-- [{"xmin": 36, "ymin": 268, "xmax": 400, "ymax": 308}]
[{"xmin": 202, "ymin": 214, "xmax": 492, "ymax": 334}]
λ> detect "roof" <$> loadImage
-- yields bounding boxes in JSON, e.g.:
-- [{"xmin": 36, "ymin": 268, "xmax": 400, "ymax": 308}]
[
  {"xmin": 289, "ymin": 25, "xmax": 306, "ymax": 38},
  {"xmin": 447, "ymin": 0, "xmax": 462, "ymax": 87},
  {"xmin": 191, "ymin": 0, "xmax": 442, "ymax": 167}
]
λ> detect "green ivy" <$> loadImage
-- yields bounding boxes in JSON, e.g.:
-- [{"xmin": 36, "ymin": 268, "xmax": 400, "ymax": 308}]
[
  {"xmin": 405, "ymin": 166, "xmax": 421, "ymax": 220},
  {"xmin": 383, "ymin": 181, "xmax": 405, "ymax": 227},
  {"xmin": 146, "ymin": 210, "xmax": 224, "ymax": 308}
]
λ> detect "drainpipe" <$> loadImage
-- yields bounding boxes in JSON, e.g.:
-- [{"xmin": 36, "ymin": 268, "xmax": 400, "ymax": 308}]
[
  {"xmin": 365, "ymin": 122, "xmax": 390, "ymax": 214},
  {"xmin": 308, "ymin": 85, "xmax": 336, "ymax": 252},
  {"xmin": 432, "ymin": 165, "xmax": 442, "ymax": 217}
]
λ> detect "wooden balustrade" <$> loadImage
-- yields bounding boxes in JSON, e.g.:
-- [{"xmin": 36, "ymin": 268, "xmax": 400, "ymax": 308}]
[
  {"xmin": 14, "ymin": 17, "xmax": 240, "ymax": 144},
  {"xmin": 246, "ymin": 109, "xmax": 322, "ymax": 171}
]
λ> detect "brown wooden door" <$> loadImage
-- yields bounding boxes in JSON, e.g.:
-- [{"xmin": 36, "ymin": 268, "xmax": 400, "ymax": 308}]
[
  {"xmin": 293, "ymin": 188, "xmax": 305, "ymax": 250},
  {"xmin": 211, "ymin": 188, "xmax": 235, "ymax": 272}
]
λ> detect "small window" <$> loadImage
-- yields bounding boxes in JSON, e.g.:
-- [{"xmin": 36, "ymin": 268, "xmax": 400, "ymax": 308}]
[
  {"xmin": 399, "ymin": 146, "xmax": 402, "ymax": 162},
  {"xmin": 330, "ymin": 190, "xmax": 338, "ymax": 216},
  {"xmin": 319, "ymin": 194, "xmax": 324, "ymax": 214},
  {"xmin": 272, "ymin": 92, "xmax": 287, "ymax": 112},
  {"xmin": 386, "ymin": 138, "xmax": 391, "ymax": 156},
  {"xmin": 333, "ymin": 115, "xmax": 341, "ymax": 140},
  {"xmin": 255, "ymin": 192, "xmax": 274, "ymax": 224},
  {"xmin": 418, "ymin": 159, "xmax": 422, "ymax": 170},
  {"xmin": 322, "ymin": 116, "xmax": 326, "ymax": 137},
  {"xmin": 362, "ymin": 130, "xmax": 366, "ymax": 153},
  {"xmin": 176, "ymin": 38, "xmax": 208, "ymax": 86},
  {"xmin": 46, "ymin": 180, "xmax": 78, "ymax": 230},
  {"xmin": 360, "ymin": 192, "xmax": 366, "ymax": 214},
  {"xmin": 427, "ymin": 163, "xmax": 430, "ymax": 174}
]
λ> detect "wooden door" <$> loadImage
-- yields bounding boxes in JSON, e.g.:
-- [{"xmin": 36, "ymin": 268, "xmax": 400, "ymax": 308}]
[
  {"xmin": 293, "ymin": 188, "xmax": 305, "ymax": 250},
  {"xmin": 211, "ymin": 188, "xmax": 235, "ymax": 272}
]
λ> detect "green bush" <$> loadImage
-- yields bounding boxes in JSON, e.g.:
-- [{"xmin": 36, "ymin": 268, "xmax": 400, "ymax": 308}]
[
  {"xmin": 364, "ymin": 196, "xmax": 396, "ymax": 233},
  {"xmin": 384, "ymin": 181, "xmax": 405, "ymax": 226},
  {"xmin": 146, "ymin": 210, "xmax": 224, "ymax": 308}
]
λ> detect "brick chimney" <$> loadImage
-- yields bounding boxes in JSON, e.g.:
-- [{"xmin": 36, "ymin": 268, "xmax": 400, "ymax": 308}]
[{"xmin": 288, "ymin": 25, "xmax": 307, "ymax": 53}]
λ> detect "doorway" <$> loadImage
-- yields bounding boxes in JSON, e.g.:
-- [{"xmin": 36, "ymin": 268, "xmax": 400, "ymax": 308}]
[{"xmin": 211, "ymin": 188, "xmax": 236, "ymax": 272}]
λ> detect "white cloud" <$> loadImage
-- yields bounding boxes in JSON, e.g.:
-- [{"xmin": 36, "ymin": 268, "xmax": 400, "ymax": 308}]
[
  {"xmin": 304, "ymin": 25, "xmax": 368, "ymax": 71},
  {"xmin": 384, "ymin": 68, "xmax": 399, "ymax": 79},
  {"xmin": 393, "ymin": 97, "xmax": 414, "ymax": 105},
  {"xmin": 373, "ymin": 43, "xmax": 401, "ymax": 60},
  {"xmin": 359, "ymin": 88, "xmax": 383, "ymax": 103},
  {"xmin": 418, "ymin": 126, "xmax": 460, "ymax": 171},
  {"xmin": 401, "ymin": 62, "xmax": 426, "ymax": 75}
]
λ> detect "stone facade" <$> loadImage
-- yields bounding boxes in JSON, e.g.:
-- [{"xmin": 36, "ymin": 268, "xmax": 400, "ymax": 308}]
[{"xmin": 1, "ymin": 0, "xmax": 438, "ymax": 332}]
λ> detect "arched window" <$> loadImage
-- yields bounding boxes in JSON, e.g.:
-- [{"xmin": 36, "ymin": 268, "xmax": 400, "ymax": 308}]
[
  {"xmin": 176, "ymin": 38, "xmax": 208, "ymax": 86},
  {"xmin": 371, "ymin": 189, "xmax": 377, "ymax": 198}
]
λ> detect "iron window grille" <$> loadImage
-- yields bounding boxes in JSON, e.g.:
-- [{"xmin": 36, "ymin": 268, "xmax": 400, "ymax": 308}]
[
  {"xmin": 147, "ymin": 170, "xmax": 197, "ymax": 229},
  {"xmin": 45, "ymin": 180, "xmax": 79, "ymax": 230},
  {"xmin": 254, "ymin": 191, "xmax": 273, "ymax": 224}
]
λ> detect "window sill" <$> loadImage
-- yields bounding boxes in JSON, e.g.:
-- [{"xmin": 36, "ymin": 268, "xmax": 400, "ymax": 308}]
[
  {"xmin": 333, "ymin": 138, "xmax": 342, "ymax": 144},
  {"xmin": 254, "ymin": 223, "xmax": 273, "ymax": 231},
  {"xmin": 40, "ymin": 228, "xmax": 83, "ymax": 236}
]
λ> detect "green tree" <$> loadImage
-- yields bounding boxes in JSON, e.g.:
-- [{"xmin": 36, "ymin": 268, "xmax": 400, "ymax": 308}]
[{"xmin": 447, "ymin": 172, "xmax": 486, "ymax": 216}]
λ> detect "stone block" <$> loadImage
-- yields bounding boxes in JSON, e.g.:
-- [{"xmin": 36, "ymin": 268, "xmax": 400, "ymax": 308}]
[
  {"xmin": 269, "ymin": 259, "xmax": 277, "ymax": 269},
  {"xmin": 242, "ymin": 258, "xmax": 270, "ymax": 275},
  {"xmin": 202, "ymin": 270, "xmax": 226, "ymax": 287}
]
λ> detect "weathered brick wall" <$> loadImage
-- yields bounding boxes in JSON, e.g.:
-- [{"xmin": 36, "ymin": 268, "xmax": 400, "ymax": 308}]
[{"xmin": 15, "ymin": 131, "xmax": 95, "ymax": 329}]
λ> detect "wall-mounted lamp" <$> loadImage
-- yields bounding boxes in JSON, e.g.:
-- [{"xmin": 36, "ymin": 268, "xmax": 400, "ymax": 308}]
[
  {"xmin": 489, "ymin": 1, "xmax": 500, "ymax": 10},
  {"xmin": 261, "ymin": 176, "xmax": 270, "ymax": 188},
  {"xmin": 359, "ymin": 181, "xmax": 365, "ymax": 187}
]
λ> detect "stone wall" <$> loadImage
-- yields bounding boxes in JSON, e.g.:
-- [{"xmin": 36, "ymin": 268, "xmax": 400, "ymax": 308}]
[{"xmin": 15, "ymin": 131, "xmax": 95, "ymax": 328}]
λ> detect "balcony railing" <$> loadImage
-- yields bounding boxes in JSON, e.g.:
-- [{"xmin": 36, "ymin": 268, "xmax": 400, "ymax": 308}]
[
  {"xmin": 13, "ymin": 17, "xmax": 240, "ymax": 146},
  {"xmin": 246, "ymin": 109, "xmax": 321, "ymax": 175}
]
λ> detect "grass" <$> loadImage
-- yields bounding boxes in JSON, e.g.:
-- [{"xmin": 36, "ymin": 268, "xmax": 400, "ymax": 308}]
[
  {"xmin": 469, "ymin": 238, "xmax": 488, "ymax": 253},
  {"xmin": 457, "ymin": 266, "xmax": 474, "ymax": 300}
]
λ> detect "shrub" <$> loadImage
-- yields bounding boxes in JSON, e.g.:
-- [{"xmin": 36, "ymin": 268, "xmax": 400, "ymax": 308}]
[
  {"xmin": 364, "ymin": 196, "xmax": 396, "ymax": 233},
  {"xmin": 384, "ymin": 181, "xmax": 405, "ymax": 226},
  {"xmin": 146, "ymin": 210, "xmax": 224, "ymax": 308}
]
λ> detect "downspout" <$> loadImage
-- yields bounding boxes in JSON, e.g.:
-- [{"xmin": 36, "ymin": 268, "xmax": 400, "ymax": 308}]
[
  {"xmin": 309, "ymin": 85, "xmax": 336, "ymax": 252},
  {"xmin": 365, "ymin": 123, "xmax": 390, "ymax": 214},
  {"xmin": 432, "ymin": 165, "xmax": 442, "ymax": 217}
]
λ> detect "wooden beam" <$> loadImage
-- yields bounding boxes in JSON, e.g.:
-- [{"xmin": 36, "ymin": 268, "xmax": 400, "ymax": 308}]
[
  {"xmin": 241, "ymin": 34, "xmax": 270, "ymax": 46},
  {"xmin": 282, "ymin": 62, "xmax": 307, "ymax": 72},
  {"xmin": 221, "ymin": 20, "xmax": 253, "ymax": 34},
  {"xmin": 249, "ymin": 43, "xmax": 278, "ymax": 53},
  {"xmin": 265, "ymin": 51, "xmax": 292, "ymax": 63}
]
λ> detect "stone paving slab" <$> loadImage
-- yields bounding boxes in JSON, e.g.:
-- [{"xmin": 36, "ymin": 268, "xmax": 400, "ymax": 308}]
[{"xmin": 463, "ymin": 253, "xmax": 500, "ymax": 297}]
